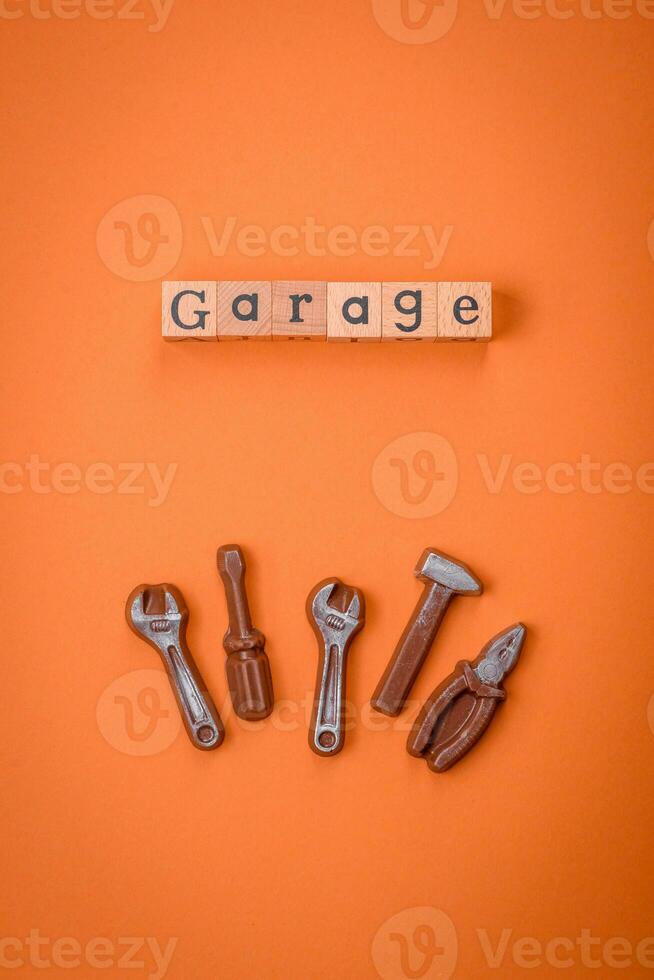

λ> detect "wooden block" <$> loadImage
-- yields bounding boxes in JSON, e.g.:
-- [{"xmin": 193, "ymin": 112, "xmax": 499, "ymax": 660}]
[
  {"xmin": 382, "ymin": 283, "xmax": 437, "ymax": 341},
  {"xmin": 216, "ymin": 281, "xmax": 272, "ymax": 340},
  {"xmin": 162, "ymin": 281, "xmax": 217, "ymax": 341},
  {"xmin": 327, "ymin": 282, "xmax": 382, "ymax": 342},
  {"xmin": 272, "ymin": 281, "xmax": 327, "ymax": 340},
  {"xmin": 437, "ymin": 282, "xmax": 492, "ymax": 341}
]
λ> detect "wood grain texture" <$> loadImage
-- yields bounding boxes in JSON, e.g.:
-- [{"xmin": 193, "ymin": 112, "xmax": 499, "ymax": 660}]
[
  {"xmin": 382, "ymin": 283, "xmax": 437, "ymax": 342},
  {"xmin": 272, "ymin": 281, "xmax": 326, "ymax": 340},
  {"xmin": 327, "ymin": 282, "xmax": 382, "ymax": 342},
  {"xmin": 217, "ymin": 281, "xmax": 272, "ymax": 340},
  {"xmin": 162, "ymin": 281, "xmax": 217, "ymax": 341},
  {"xmin": 437, "ymin": 282, "xmax": 492, "ymax": 341}
]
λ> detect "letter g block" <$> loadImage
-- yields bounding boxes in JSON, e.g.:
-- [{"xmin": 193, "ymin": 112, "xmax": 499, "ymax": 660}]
[{"xmin": 162, "ymin": 281, "xmax": 217, "ymax": 341}]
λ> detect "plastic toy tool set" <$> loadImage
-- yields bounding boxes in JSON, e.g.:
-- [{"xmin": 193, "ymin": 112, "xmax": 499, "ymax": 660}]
[
  {"xmin": 125, "ymin": 545, "xmax": 526, "ymax": 773},
  {"xmin": 162, "ymin": 280, "xmax": 492, "ymax": 342}
]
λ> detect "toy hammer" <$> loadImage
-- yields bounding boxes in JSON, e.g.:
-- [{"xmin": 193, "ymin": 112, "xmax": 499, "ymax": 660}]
[{"xmin": 371, "ymin": 548, "xmax": 482, "ymax": 716}]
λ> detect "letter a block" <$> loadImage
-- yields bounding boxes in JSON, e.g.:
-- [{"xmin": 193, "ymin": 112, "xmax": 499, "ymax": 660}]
[
  {"xmin": 272, "ymin": 281, "xmax": 327, "ymax": 340},
  {"xmin": 437, "ymin": 282, "xmax": 492, "ymax": 341},
  {"xmin": 382, "ymin": 283, "xmax": 437, "ymax": 341},
  {"xmin": 162, "ymin": 281, "xmax": 217, "ymax": 341},
  {"xmin": 327, "ymin": 282, "xmax": 382, "ymax": 341},
  {"xmin": 217, "ymin": 281, "xmax": 272, "ymax": 340}
]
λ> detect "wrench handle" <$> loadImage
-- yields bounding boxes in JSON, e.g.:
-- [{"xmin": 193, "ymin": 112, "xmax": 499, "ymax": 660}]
[
  {"xmin": 309, "ymin": 642, "xmax": 347, "ymax": 756},
  {"xmin": 161, "ymin": 643, "xmax": 225, "ymax": 751},
  {"xmin": 371, "ymin": 582, "xmax": 452, "ymax": 716}
]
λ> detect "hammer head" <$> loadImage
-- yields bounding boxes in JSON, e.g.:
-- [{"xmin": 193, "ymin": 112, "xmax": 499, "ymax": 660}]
[{"xmin": 415, "ymin": 549, "xmax": 483, "ymax": 595}]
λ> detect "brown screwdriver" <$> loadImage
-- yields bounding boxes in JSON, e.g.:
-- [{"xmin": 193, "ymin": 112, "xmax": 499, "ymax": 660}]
[{"xmin": 217, "ymin": 544, "xmax": 274, "ymax": 720}]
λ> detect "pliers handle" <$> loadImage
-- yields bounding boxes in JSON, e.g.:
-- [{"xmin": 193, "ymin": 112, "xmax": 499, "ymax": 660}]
[{"xmin": 407, "ymin": 661, "xmax": 505, "ymax": 773}]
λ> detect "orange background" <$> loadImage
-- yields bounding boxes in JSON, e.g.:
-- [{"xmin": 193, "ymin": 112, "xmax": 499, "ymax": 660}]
[{"xmin": 1, "ymin": 1, "xmax": 653, "ymax": 977}]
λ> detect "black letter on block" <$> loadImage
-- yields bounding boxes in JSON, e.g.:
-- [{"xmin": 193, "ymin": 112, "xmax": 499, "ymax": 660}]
[
  {"xmin": 172, "ymin": 290, "xmax": 208, "ymax": 331},
  {"xmin": 233, "ymin": 294, "xmax": 259, "ymax": 321},
  {"xmin": 394, "ymin": 289, "xmax": 422, "ymax": 332},
  {"xmin": 343, "ymin": 296, "xmax": 369, "ymax": 325},
  {"xmin": 453, "ymin": 295, "xmax": 479, "ymax": 325},
  {"xmin": 289, "ymin": 293, "xmax": 312, "ymax": 323}
]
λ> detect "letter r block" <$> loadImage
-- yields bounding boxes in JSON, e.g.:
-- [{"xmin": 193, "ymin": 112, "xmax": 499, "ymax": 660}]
[
  {"xmin": 272, "ymin": 281, "xmax": 327, "ymax": 340},
  {"xmin": 326, "ymin": 282, "xmax": 382, "ymax": 341},
  {"xmin": 217, "ymin": 281, "xmax": 272, "ymax": 340},
  {"xmin": 437, "ymin": 282, "xmax": 492, "ymax": 340},
  {"xmin": 162, "ymin": 281, "xmax": 217, "ymax": 340},
  {"xmin": 382, "ymin": 283, "xmax": 437, "ymax": 341}
]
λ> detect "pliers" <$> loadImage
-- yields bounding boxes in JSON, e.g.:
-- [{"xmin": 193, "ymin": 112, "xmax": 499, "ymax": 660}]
[{"xmin": 407, "ymin": 623, "xmax": 526, "ymax": 773}]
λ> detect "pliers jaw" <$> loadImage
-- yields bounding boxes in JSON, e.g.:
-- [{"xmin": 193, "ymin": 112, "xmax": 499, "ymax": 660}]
[{"xmin": 473, "ymin": 622, "xmax": 526, "ymax": 686}]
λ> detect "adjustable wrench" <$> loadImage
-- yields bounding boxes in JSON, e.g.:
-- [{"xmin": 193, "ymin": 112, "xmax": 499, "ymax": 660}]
[
  {"xmin": 306, "ymin": 578, "xmax": 365, "ymax": 757},
  {"xmin": 125, "ymin": 584, "xmax": 225, "ymax": 751}
]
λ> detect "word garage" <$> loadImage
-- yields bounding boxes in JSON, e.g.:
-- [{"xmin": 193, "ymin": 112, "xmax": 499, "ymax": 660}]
[{"xmin": 162, "ymin": 281, "xmax": 492, "ymax": 342}]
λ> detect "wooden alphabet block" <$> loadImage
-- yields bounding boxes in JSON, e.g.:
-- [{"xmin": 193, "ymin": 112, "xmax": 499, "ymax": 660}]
[
  {"xmin": 216, "ymin": 281, "xmax": 272, "ymax": 340},
  {"xmin": 437, "ymin": 282, "xmax": 492, "ymax": 341},
  {"xmin": 382, "ymin": 283, "xmax": 437, "ymax": 341},
  {"xmin": 162, "ymin": 281, "xmax": 217, "ymax": 341},
  {"xmin": 327, "ymin": 282, "xmax": 382, "ymax": 342},
  {"xmin": 272, "ymin": 281, "xmax": 327, "ymax": 340}
]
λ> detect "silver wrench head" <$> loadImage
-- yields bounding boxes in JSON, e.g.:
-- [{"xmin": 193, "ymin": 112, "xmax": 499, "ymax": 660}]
[
  {"xmin": 307, "ymin": 579, "xmax": 365, "ymax": 646},
  {"xmin": 125, "ymin": 584, "xmax": 186, "ymax": 656}
]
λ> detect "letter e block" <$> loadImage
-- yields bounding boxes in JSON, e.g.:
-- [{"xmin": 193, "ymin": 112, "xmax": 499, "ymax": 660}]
[
  {"xmin": 382, "ymin": 283, "xmax": 437, "ymax": 341},
  {"xmin": 437, "ymin": 282, "xmax": 492, "ymax": 341},
  {"xmin": 162, "ymin": 281, "xmax": 217, "ymax": 341},
  {"xmin": 217, "ymin": 281, "xmax": 272, "ymax": 340},
  {"xmin": 327, "ymin": 282, "xmax": 381, "ymax": 341},
  {"xmin": 272, "ymin": 281, "xmax": 326, "ymax": 340}
]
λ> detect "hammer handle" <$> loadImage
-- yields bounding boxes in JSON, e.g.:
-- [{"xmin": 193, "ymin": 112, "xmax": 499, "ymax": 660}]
[{"xmin": 371, "ymin": 582, "xmax": 451, "ymax": 716}]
